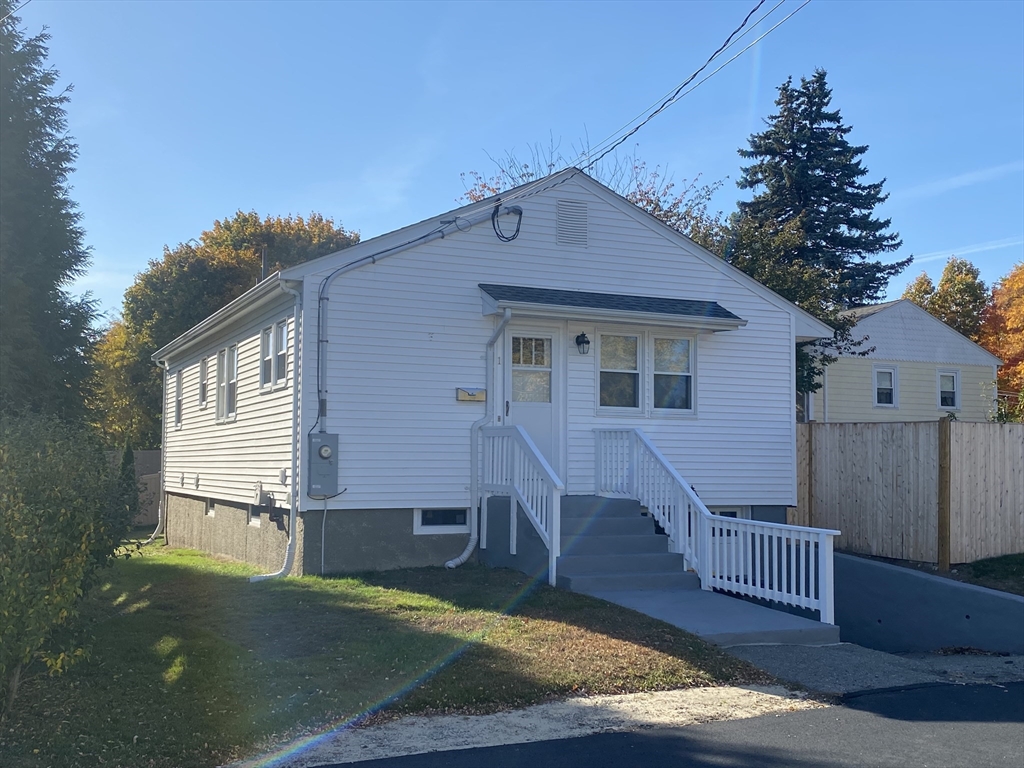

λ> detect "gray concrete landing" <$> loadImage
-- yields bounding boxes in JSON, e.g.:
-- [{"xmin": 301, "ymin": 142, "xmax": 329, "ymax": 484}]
[{"xmin": 584, "ymin": 587, "xmax": 841, "ymax": 647}]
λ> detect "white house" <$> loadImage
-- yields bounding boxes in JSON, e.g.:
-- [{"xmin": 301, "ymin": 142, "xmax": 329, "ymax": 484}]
[
  {"xmin": 806, "ymin": 300, "xmax": 1001, "ymax": 424},
  {"xmin": 153, "ymin": 170, "xmax": 841, "ymax": 621}
]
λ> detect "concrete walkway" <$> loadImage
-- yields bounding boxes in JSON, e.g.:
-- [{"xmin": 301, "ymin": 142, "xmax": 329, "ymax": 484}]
[{"xmin": 583, "ymin": 587, "xmax": 840, "ymax": 645}]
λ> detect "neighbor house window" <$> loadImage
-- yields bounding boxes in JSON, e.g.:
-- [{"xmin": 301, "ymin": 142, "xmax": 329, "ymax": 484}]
[
  {"xmin": 174, "ymin": 369, "xmax": 183, "ymax": 427},
  {"xmin": 874, "ymin": 366, "xmax": 897, "ymax": 407},
  {"xmin": 216, "ymin": 344, "xmax": 238, "ymax": 420},
  {"xmin": 600, "ymin": 334, "xmax": 640, "ymax": 408},
  {"xmin": 938, "ymin": 370, "xmax": 960, "ymax": 409},
  {"xmin": 275, "ymin": 321, "xmax": 288, "ymax": 384},
  {"xmin": 413, "ymin": 508, "xmax": 470, "ymax": 535},
  {"xmin": 652, "ymin": 337, "xmax": 692, "ymax": 410},
  {"xmin": 198, "ymin": 357, "xmax": 208, "ymax": 408}
]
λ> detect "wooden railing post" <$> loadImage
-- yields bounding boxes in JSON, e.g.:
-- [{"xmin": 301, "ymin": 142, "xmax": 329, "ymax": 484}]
[{"xmin": 938, "ymin": 415, "xmax": 952, "ymax": 572}]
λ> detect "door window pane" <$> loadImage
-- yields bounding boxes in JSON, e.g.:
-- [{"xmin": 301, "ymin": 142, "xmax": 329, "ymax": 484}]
[
  {"xmin": 512, "ymin": 337, "xmax": 552, "ymax": 402},
  {"xmin": 513, "ymin": 371, "xmax": 551, "ymax": 402}
]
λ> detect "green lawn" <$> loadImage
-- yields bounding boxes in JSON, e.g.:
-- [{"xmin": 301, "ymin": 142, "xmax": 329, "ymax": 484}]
[{"xmin": 1, "ymin": 546, "xmax": 768, "ymax": 768}]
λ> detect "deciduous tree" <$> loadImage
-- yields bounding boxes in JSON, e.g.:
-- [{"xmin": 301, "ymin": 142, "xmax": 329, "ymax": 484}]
[
  {"xmin": 979, "ymin": 262, "xmax": 1024, "ymax": 399},
  {"xmin": 902, "ymin": 257, "xmax": 988, "ymax": 340}
]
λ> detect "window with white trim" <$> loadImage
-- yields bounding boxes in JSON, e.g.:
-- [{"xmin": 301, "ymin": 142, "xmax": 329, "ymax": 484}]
[
  {"xmin": 938, "ymin": 370, "xmax": 960, "ymax": 409},
  {"xmin": 260, "ymin": 327, "xmax": 273, "ymax": 388},
  {"xmin": 174, "ymin": 369, "xmax": 183, "ymax": 427},
  {"xmin": 652, "ymin": 337, "xmax": 692, "ymax": 411},
  {"xmin": 275, "ymin": 321, "xmax": 287, "ymax": 384},
  {"xmin": 874, "ymin": 366, "xmax": 897, "ymax": 407},
  {"xmin": 413, "ymin": 508, "xmax": 470, "ymax": 535},
  {"xmin": 198, "ymin": 357, "xmax": 209, "ymax": 408},
  {"xmin": 511, "ymin": 336, "xmax": 552, "ymax": 402},
  {"xmin": 599, "ymin": 334, "xmax": 640, "ymax": 408},
  {"xmin": 216, "ymin": 344, "xmax": 238, "ymax": 420}
]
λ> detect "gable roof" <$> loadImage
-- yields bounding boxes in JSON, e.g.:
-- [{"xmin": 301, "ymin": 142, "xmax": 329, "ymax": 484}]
[{"xmin": 840, "ymin": 299, "xmax": 1001, "ymax": 367}]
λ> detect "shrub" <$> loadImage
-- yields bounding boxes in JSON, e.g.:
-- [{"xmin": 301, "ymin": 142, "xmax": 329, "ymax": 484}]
[{"xmin": 0, "ymin": 413, "xmax": 134, "ymax": 720}]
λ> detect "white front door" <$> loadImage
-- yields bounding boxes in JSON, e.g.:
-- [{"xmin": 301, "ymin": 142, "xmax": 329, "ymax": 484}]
[{"xmin": 505, "ymin": 328, "xmax": 562, "ymax": 472}]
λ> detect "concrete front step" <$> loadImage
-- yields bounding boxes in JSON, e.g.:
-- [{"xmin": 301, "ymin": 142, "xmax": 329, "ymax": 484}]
[
  {"xmin": 558, "ymin": 552, "xmax": 685, "ymax": 576},
  {"xmin": 560, "ymin": 515, "xmax": 655, "ymax": 537},
  {"xmin": 558, "ymin": 570, "xmax": 700, "ymax": 593},
  {"xmin": 562, "ymin": 533, "xmax": 669, "ymax": 556},
  {"xmin": 560, "ymin": 496, "xmax": 643, "ymax": 519}
]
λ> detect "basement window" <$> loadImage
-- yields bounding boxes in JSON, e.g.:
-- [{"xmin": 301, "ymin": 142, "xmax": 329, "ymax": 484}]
[
  {"xmin": 205, "ymin": 498, "xmax": 215, "ymax": 517},
  {"xmin": 413, "ymin": 508, "xmax": 469, "ymax": 535},
  {"xmin": 248, "ymin": 504, "xmax": 261, "ymax": 527}
]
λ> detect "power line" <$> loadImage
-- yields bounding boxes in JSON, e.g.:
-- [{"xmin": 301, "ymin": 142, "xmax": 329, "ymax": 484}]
[{"xmin": 1, "ymin": 0, "xmax": 34, "ymax": 24}]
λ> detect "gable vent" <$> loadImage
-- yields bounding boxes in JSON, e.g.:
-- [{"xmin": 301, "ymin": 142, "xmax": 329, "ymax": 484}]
[{"xmin": 556, "ymin": 199, "xmax": 588, "ymax": 247}]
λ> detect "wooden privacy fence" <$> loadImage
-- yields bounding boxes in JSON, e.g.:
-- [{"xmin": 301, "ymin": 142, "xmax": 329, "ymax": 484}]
[{"xmin": 792, "ymin": 420, "xmax": 1023, "ymax": 565}]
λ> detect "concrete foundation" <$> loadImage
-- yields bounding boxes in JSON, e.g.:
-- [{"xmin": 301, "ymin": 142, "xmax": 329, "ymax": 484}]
[
  {"xmin": 164, "ymin": 492, "xmax": 300, "ymax": 575},
  {"xmin": 302, "ymin": 508, "xmax": 472, "ymax": 575}
]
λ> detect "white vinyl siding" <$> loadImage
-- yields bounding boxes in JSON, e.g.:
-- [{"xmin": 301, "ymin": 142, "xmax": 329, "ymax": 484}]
[
  {"xmin": 299, "ymin": 178, "xmax": 799, "ymax": 510},
  {"xmin": 162, "ymin": 299, "xmax": 296, "ymax": 507}
]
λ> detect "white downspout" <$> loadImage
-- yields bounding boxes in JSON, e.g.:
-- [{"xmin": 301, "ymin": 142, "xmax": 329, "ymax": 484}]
[
  {"xmin": 447, "ymin": 308, "xmax": 512, "ymax": 569},
  {"xmin": 251, "ymin": 283, "xmax": 303, "ymax": 582},
  {"xmin": 144, "ymin": 361, "xmax": 170, "ymax": 546}
]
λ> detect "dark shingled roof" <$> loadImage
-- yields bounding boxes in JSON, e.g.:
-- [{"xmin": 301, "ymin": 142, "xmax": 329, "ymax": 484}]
[{"xmin": 479, "ymin": 284, "xmax": 742, "ymax": 322}]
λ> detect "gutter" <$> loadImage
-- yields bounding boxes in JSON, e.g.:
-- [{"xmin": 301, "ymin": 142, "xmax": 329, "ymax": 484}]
[
  {"xmin": 144, "ymin": 361, "xmax": 170, "ymax": 546},
  {"xmin": 250, "ymin": 282, "xmax": 303, "ymax": 582},
  {"xmin": 447, "ymin": 307, "xmax": 512, "ymax": 568}
]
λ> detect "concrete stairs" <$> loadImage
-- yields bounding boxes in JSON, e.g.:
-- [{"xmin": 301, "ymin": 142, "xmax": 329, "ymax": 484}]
[{"xmin": 556, "ymin": 496, "xmax": 699, "ymax": 593}]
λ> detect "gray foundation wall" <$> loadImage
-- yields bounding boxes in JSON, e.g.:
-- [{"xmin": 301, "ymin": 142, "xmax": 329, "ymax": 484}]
[
  {"xmin": 478, "ymin": 497, "xmax": 550, "ymax": 579},
  {"xmin": 751, "ymin": 505, "xmax": 787, "ymax": 524},
  {"xmin": 165, "ymin": 493, "xmax": 302, "ymax": 575},
  {"xmin": 835, "ymin": 553, "xmax": 1024, "ymax": 654},
  {"xmin": 302, "ymin": 508, "xmax": 472, "ymax": 575}
]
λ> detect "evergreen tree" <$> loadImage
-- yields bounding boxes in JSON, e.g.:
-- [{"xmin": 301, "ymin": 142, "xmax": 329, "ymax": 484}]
[
  {"xmin": 0, "ymin": 1, "xmax": 96, "ymax": 418},
  {"xmin": 729, "ymin": 69, "xmax": 910, "ymax": 391}
]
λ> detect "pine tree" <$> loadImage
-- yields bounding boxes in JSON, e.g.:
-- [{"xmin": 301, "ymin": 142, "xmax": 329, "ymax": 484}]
[
  {"xmin": 0, "ymin": 2, "xmax": 96, "ymax": 417},
  {"xmin": 729, "ymin": 69, "xmax": 910, "ymax": 391}
]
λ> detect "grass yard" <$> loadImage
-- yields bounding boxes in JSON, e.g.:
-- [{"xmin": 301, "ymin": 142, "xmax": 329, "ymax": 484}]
[
  {"xmin": 1, "ymin": 545, "xmax": 768, "ymax": 768},
  {"xmin": 955, "ymin": 553, "xmax": 1024, "ymax": 596}
]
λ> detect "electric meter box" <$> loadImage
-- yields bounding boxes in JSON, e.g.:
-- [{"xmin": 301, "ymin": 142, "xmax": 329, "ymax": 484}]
[{"xmin": 308, "ymin": 433, "xmax": 339, "ymax": 498}]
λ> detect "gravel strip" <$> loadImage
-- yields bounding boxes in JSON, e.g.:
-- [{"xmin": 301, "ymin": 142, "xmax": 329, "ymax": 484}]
[{"xmin": 252, "ymin": 685, "xmax": 822, "ymax": 768}]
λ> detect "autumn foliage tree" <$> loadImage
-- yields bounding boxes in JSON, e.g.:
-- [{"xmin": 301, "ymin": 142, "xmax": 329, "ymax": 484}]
[
  {"xmin": 978, "ymin": 262, "xmax": 1024, "ymax": 403},
  {"xmin": 90, "ymin": 212, "xmax": 358, "ymax": 447}
]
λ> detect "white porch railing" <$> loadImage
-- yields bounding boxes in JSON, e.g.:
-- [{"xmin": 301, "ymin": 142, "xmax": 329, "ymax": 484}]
[
  {"xmin": 482, "ymin": 426, "xmax": 565, "ymax": 586},
  {"xmin": 595, "ymin": 428, "xmax": 840, "ymax": 624}
]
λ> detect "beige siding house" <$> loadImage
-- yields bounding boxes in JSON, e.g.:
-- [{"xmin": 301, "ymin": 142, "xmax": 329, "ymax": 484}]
[{"xmin": 809, "ymin": 300, "xmax": 1001, "ymax": 423}]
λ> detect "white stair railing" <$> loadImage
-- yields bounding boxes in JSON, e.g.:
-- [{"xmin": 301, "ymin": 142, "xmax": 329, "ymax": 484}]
[
  {"xmin": 595, "ymin": 428, "xmax": 840, "ymax": 624},
  {"xmin": 482, "ymin": 426, "xmax": 564, "ymax": 586}
]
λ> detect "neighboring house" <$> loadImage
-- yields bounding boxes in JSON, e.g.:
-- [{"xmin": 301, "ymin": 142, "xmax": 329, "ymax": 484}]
[
  {"xmin": 154, "ymin": 169, "xmax": 836, "ymax": 587},
  {"xmin": 805, "ymin": 299, "xmax": 1001, "ymax": 423}
]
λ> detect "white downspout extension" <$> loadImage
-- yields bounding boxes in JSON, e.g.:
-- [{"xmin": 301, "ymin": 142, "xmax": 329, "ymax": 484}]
[
  {"xmin": 251, "ymin": 283, "xmax": 303, "ymax": 582},
  {"xmin": 144, "ymin": 361, "xmax": 170, "ymax": 546},
  {"xmin": 447, "ymin": 308, "xmax": 512, "ymax": 569}
]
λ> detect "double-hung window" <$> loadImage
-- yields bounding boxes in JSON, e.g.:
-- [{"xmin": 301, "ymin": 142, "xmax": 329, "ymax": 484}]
[
  {"xmin": 598, "ymin": 333, "xmax": 695, "ymax": 413},
  {"xmin": 874, "ymin": 366, "xmax": 897, "ymax": 407},
  {"xmin": 216, "ymin": 344, "xmax": 238, "ymax": 420},
  {"xmin": 599, "ymin": 334, "xmax": 640, "ymax": 408},
  {"xmin": 198, "ymin": 357, "xmax": 208, "ymax": 408},
  {"xmin": 174, "ymin": 369, "xmax": 183, "ymax": 427},
  {"xmin": 938, "ymin": 370, "xmax": 959, "ymax": 409},
  {"xmin": 260, "ymin": 321, "xmax": 289, "ymax": 389}
]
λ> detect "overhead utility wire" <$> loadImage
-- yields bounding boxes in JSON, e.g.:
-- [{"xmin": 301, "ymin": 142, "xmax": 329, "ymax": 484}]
[{"xmin": 1, "ymin": 0, "xmax": 34, "ymax": 23}]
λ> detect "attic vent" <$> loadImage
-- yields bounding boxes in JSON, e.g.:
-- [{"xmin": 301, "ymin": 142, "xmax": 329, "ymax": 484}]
[{"xmin": 556, "ymin": 199, "xmax": 588, "ymax": 247}]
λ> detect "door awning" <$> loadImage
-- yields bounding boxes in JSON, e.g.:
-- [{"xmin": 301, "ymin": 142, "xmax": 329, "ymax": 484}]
[{"xmin": 479, "ymin": 284, "xmax": 747, "ymax": 332}]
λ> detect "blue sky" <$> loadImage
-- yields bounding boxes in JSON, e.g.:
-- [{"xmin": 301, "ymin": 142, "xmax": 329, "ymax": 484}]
[{"xmin": 18, "ymin": 0, "xmax": 1024, "ymax": 321}]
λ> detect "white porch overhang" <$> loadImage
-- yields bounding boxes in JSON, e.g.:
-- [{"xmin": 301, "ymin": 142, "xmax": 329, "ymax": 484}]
[{"xmin": 479, "ymin": 284, "xmax": 747, "ymax": 332}]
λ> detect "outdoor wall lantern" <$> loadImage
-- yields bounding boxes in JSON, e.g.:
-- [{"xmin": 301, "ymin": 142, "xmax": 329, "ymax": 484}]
[{"xmin": 575, "ymin": 332, "xmax": 591, "ymax": 355}]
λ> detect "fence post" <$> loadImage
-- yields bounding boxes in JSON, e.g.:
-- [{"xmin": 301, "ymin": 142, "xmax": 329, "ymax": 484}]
[
  {"xmin": 807, "ymin": 421, "xmax": 815, "ymax": 528},
  {"xmin": 937, "ymin": 416, "xmax": 952, "ymax": 572}
]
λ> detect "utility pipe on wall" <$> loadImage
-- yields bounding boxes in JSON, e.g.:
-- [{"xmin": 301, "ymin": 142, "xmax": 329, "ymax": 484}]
[
  {"xmin": 251, "ymin": 283, "xmax": 303, "ymax": 582},
  {"xmin": 144, "ymin": 361, "xmax": 170, "ymax": 546},
  {"xmin": 447, "ymin": 307, "xmax": 512, "ymax": 569}
]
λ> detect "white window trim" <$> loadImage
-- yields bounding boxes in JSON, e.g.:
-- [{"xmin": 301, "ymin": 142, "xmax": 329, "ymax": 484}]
[
  {"xmin": 174, "ymin": 369, "xmax": 183, "ymax": 428},
  {"xmin": 216, "ymin": 344, "xmax": 239, "ymax": 423},
  {"xmin": 198, "ymin": 357, "xmax": 209, "ymax": 409},
  {"xmin": 707, "ymin": 506, "xmax": 751, "ymax": 520},
  {"xmin": 595, "ymin": 329, "xmax": 698, "ymax": 418},
  {"xmin": 937, "ymin": 368, "xmax": 961, "ymax": 411},
  {"xmin": 259, "ymin": 321, "xmax": 290, "ymax": 393},
  {"xmin": 596, "ymin": 329, "xmax": 644, "ymax": 414},
  {"xmin": 413, "ymin": 508, "xmax": 470, "ymax": 535},
  {"xmin": 873, "ymin": 365, "xmax": 898, "ymax": 409}
]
